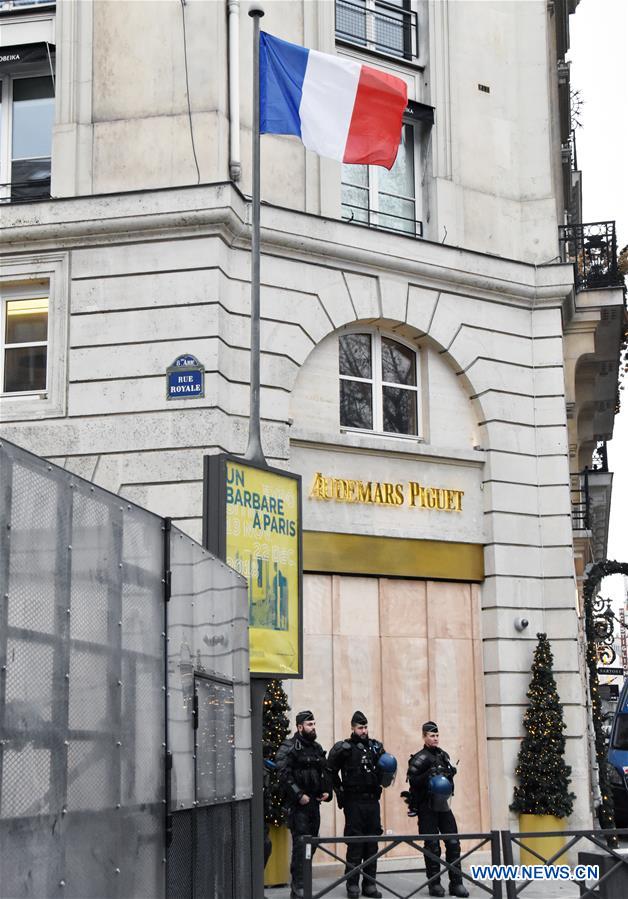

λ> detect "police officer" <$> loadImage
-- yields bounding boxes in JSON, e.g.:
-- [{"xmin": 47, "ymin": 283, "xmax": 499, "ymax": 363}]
[
  {"xmin": 328, "ymin": 711, "xmax": 385, "ymax": 899},
  {"xmin": 407, "ymin": 721, "xmax": 469, "ymax": 898},
  {"xmin": 276, "ymin": 710, "xmax": 332, "ymax": 899}
]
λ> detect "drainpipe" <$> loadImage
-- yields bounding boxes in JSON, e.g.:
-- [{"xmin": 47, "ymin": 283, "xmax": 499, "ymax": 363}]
[{"xmin": 227, "ymin": 0, "xmax": 242, "ymax": 181}]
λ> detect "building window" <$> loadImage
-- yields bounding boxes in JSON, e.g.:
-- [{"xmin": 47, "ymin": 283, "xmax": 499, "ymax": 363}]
[
  {"xmin": 335, "ymin": 0, "xmax": 418, "ymax": 61},
  {"xmin": 1, "ymin": 253, "xmax": 67, "ymax": 422},
  {"xmin": 1, "ymin": 71, "xmax": 55, "ymax": 203},
  {"xmin": 341, "ymin": 123, "xmax": 420, "ymax": 237},
  {"xmin": 339, "ymin": 331, "xmax": 419, "ymax": 436},
  {"xmin": 1, "ymin": 293, "xmax": 48, "ymax": 394}
]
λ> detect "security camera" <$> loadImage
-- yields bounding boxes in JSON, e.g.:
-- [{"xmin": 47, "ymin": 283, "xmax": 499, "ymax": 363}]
[{"xmin": 514, "ymin": 617, "xmax": 529, "ymax": 632}]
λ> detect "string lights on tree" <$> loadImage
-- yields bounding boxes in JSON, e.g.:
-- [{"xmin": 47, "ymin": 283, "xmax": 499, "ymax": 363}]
[
  {"xmin": 263, "ymin": 679, "xmax": 291, "ymax": 828},
  {"xmin": 511, "ymin": 633, "xmax": 575, "ymax": 818}
]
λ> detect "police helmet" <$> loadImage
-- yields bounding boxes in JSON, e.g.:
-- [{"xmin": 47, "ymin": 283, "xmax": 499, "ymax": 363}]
[
  {"xmin": 428, "ymin": 773, "xmax": 452, "ymax": 811},
  {"xmin": 377, "ymin": 752, "xmax": 398, "ymax": 788}
]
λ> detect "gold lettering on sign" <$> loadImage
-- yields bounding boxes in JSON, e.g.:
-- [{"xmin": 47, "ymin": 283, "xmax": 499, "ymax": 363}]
[{"xmin": 310, "ymin": 473, "xmax": 464, "ymax": 512}]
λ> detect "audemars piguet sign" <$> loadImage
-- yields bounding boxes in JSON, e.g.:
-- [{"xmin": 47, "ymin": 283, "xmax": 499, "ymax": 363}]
[{"xmin": 310, "ymin": 472, "xmax": 464, "ymax": 512}]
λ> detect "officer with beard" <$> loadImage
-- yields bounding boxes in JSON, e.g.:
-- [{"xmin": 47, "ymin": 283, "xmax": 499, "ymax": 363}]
[
  {"xmin": 276, "ymin": 710, "xmax": 332, "ymax": 899},
  {"xmin": 328, "ymin": 711, "xmax": 385, "ymax": 899},
  {"xmin": 407, "ymin": 721, "xmax": 468, "ymax": 898}
]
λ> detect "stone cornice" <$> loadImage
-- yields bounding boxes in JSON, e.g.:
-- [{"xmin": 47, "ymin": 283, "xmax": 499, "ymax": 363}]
[{"xmin": 0, "ymin": 182, "xmax": 575, "ymax": 307}]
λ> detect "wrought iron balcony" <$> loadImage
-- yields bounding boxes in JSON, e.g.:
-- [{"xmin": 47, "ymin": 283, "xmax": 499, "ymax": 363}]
[
  {"xmin": 335, "ymin": 0, "xmax": 419, "ymax": 62},
  {"xmin": 559, "ymin": 220, "xmax": 624, "ymax": 292}
]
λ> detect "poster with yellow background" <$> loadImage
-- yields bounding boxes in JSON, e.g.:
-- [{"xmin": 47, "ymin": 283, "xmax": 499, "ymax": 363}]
[{"xmin": 225, "ymin": 459, "xmax": 301, "ymax": 677}]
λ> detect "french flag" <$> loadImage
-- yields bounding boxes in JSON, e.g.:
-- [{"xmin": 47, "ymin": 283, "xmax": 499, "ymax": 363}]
[{"xmin": 260, "ymin": 32, "xmax": 407, "ymax": 170}]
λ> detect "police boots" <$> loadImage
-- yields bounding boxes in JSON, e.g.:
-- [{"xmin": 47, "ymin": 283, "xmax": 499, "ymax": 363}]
[
  {"xmin": 362, "ymin": 887, "xmax": 383, "ymax": 898},
  {"xmin": 449, "ymin": 885, "xmax": 469, "ymax": 898}
]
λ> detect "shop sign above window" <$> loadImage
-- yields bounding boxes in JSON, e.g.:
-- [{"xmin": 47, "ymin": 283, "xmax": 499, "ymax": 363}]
[{"xmin": 310, "ymin": 471, "xmax": 464, "ymax": 512}]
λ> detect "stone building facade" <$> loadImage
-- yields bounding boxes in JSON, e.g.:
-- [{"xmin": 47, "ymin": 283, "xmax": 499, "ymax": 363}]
[{"xmin": 1, "ymin": 0, "xmax": 625, "ymax": 838}]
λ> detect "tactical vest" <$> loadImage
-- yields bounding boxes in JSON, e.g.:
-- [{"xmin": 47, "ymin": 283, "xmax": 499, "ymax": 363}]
[{"xmin": 338, "ymin": 738, "xmax": 382, "ymax": 798}]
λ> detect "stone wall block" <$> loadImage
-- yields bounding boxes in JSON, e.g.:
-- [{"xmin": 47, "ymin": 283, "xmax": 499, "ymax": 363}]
[
  {"xmin": 484, "ymin": 481, "xmax": 539, "ymax": 516},
  {"xmin": 532, "ymin": 336, "xmax": 565, "ymax": 367},
  {"xmin": 537, "ymin": 455, "xmax": 571, "ymax": 485},
  {"xmin": 533, "ymin": 395, "xmax": 568, "ymax": 427},
  {"xmin": 531, "ymin": 307, "xmax": 563, "ymax": 339},
  {"xmin": 343, "ymin": 271, "xmax": 381, "ymax": 320},
  {"xmin": 465, "ymin": 360, "xmax": 535, "ymax": 396},
  {"xmin": 481, "ymin": 575, "xmax": 575, "ymax": 609},
  {"xmin": 483, "ymin": 451, "xmax": 538, "ymax": 484},
  {"xmin": 406, "ymin": 284, "xmax": 440, "ymax": 334},
  {"xmin": 451, "ymin": 329, "xmax": 533, "ymax": 374},
  {"xmin": 484, "ymin": 544, "xmax": 543, "ymax": 579},
  {"xmin": 539, "ymin": 484, "xmax": 572, "ymax": 516},
  {"xmin": 378, "ymin": 276, "xmax": 408, "ymax": 323},
  {"xmin": 71, "ymin": 266, "xmax": 225, "ymax": 314},
  {"xmin": 479, "ymin": 421, "xmax": 536, "ymax": 455},
  {"xmin": 260, "ymin": 284, "xmax": 332, "ymax": 346},
  {"xmin": 484, "ymin": 512, "xmax": 542, "ymax": 546},
  {"xmin": 478, "ymin": 392, "xmax": 535, "ymax": 426}
]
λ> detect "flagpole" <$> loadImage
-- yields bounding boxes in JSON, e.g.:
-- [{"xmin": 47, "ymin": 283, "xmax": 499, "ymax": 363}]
[
  {"xmin": 245, "ymin": 4, "xmax": 265, "ymax": 466},
  {"xmin": 247, "ymin": 13, "xmax": 268, "ymax": 899}
]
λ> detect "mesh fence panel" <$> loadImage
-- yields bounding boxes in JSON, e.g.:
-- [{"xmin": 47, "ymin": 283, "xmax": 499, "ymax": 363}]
[
  {"xmin": 0, "ymin": 440, "xmax": 166, "ymax": 899},
  {"xmin": 166, "ymin": 526, "xmax": 252, "ymax": 897},
  {"xmin": 233, "ymin": 799, "xmax": 253, "ymax": 897},
  {"xmin": 167, "ymin": 809, "xmax": 193, "ymax": 899}
]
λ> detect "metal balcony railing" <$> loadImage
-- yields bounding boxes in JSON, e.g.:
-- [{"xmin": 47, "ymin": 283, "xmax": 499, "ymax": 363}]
[
  {"xmin": 0, "ymin": 178, "xmax": 51, "ymax": 204},
  {"xmin": 341, "ymin": 200, "xmax": 423, "ymax": 238},
  {"xmin": 571, "ymin": 468, "xmax": 590, "ymax": 530},
  {"xmin": 0, "ymin": 0, "xmax": 55, "ymax": 9},
  {"xmin": 559, "ymin": 220, "xmax": 623, "ymax": 292},
  {"xmin": 335, "ymin": 0, "xmax": 419, "ymax": 61}
]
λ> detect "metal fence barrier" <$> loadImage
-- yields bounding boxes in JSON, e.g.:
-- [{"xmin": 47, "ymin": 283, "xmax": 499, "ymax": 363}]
[
  {"xmin": 302, "ymin": 831, "xmax": 503, "ymax": 899},
  {"xmin": 0, "ymin": 438, "xmax": 252, "ymax": 899},
  {"xmin": 501, "ymin": 828, "xmax": 628, "ymax": 899},
  {"xmin": 300, "ymin": 828, "xmax": 628, "ymax": 899}
]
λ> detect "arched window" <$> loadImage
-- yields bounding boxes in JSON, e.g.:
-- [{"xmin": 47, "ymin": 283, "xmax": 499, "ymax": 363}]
[{"xmin": 339, "ymin": 330, "xmax": 419, "ymax": 436}]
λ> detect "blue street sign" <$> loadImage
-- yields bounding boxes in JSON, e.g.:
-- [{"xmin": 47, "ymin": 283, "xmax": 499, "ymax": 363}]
[{"xmin": 166, "ymin": 355, "xmax": 205, "ymax": 399}]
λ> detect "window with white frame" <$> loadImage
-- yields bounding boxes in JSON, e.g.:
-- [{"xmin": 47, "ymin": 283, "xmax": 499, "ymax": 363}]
[
  {"xmin": 339, "ymin": 330, "xmax": 419, "ymax": 436},
  {"xmin": 1, "ymin": 287, "xmax": 49, "ymax": 394},
  {"xmin": 1, "ymin": 255, "xmax": 67, "ymax": 422},
  {"xmin": 0, "ymin": 62, "xmax": 55, "ymax": 202},
  {"xmin": 341, "ymin": 122, "xmax": 420, "ymax": 237},
  {"xmin": 335, "ymin": 0, "xmax": 418, "ymax": 61}
]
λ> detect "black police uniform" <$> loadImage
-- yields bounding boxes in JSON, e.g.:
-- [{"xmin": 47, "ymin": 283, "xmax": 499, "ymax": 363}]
[
  {"xmin": 407, "ymin": 744, "xmax": 465, "ymax": 896},
  {"xmin": 275, "ymin": 731, "xmax": 332, "ymax": 896},
  {"xmin": 328, "ymin": 733, "xmax": 385, "ymax": 898}
]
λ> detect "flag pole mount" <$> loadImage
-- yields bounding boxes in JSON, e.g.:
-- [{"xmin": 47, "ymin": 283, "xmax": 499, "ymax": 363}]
[{"xmin": 245, "ymin": 4, "xmax": 266, "ymax": 467}]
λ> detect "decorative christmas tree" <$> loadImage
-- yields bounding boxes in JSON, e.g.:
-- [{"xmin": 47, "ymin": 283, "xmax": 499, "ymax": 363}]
[
  {"xmin": 263, "ymin": 679, "xmax": 291, "ymax": 827},
  {"xmin": 511, "ymin": 633, "xmax": 576, "ymax": 818}
]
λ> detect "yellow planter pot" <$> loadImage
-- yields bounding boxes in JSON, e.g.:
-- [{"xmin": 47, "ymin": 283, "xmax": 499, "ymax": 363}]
[
  {"xmin": 264, "ymin": 824, "xmax": 290, "ymax": 887},
  {"xmin": 518, "ymin": 814, "xmax": 567, "ymax": 866}
]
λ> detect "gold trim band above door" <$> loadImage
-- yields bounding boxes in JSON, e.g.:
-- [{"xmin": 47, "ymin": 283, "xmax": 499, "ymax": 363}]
[{"xmin": 303, "ymin": 531, "xmax": 484, "ymax": 582}]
